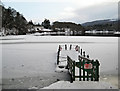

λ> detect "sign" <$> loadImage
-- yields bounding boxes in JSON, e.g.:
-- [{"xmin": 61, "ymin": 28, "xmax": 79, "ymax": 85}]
[{"xmin": 84, "ymin": 63, "xmax": 93, "ymax": 69}]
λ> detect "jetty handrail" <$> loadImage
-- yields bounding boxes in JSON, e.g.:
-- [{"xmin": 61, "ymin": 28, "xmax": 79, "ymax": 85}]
[
  {"xmin": 56, "ymin": 44, "xmax": 100, "ymax": 82},
  {"xmin": 57, "ymin": 45, "xmax": 61, "ymax": 64},
  {"xmin": 67, "ymin": 55, "xmax": 100, "ymax": 82},
  {"xmin": 67, "ymin": 56, "xmax": 75, "ymax": 83},
  {"xmin": 78, "ymin": 55, "xmax": 91, "ymax": 61}
]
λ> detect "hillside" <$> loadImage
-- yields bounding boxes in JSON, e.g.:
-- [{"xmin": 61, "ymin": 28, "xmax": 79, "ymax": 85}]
[
  {"xmin": 82, "ymin": 19, "xmax": 118, "ymax": 31},
  {"xmin": 82, "ymin": 19, "xmax": 117, "ymax": 26}
]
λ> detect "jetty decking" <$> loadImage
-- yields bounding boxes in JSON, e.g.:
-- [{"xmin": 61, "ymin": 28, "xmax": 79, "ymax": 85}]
[{"xmin": 56, "ymin": 44, "xmax": 100, "ymax": 83}]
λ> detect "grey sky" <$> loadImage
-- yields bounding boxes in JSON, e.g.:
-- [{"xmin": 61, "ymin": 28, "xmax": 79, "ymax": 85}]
[{"xmin": 1, "ymin": 0, "xmax": 119, "ymax": 24}]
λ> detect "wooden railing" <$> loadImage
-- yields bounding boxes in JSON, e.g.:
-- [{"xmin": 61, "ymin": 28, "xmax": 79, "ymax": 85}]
[
  {"xmin": 67, "ymin": 56, "xmax": 76, "ymax": 83},
  {"xmin": 67, "ymin": 55, "xmax": 100, "ymax": 83},
  {"xmin": 78, "ymin": 55, "xmax": 100, "ymax": 81},
  {"xmin": 56, "ymin": 44, "xmax": 100, "ymax": 83}
]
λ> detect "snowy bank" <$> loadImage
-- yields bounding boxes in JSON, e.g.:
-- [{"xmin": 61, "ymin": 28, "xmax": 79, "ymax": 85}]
[
  {"xmin": 0, "ymin": 35, "xmax": 118, "ymax": 44},
  {"xmin": 42, "ymin": 81, "xmax": 117, "ymax": 89}
]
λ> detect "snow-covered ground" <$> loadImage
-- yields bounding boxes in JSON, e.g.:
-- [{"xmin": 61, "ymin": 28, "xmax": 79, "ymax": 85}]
[
  {"xmin": 42, "ymin": 81, "xmax": 117, "ymax": 89},
  {"xmin": 0, "ymin": 35, "xmax": 118, "ymax": 89}
]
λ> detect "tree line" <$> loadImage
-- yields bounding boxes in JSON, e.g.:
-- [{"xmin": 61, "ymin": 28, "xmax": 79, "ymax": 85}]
[
  {"xmin": 84, "ymin": 21, "xmax": 118, "ymax": 31},
  {"xmin": 1, "ymin": 5, "xmax": 85, "ymax": 35},
  {"xmin": 2, "ymin": 6, "xmax": 28, "ymax": 35},
  {"xmin": 52, "ymin": 21, "xmax": 85, "ymax": 35}
]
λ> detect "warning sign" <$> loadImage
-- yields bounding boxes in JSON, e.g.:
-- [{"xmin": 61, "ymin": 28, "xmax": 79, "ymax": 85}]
[{"xmin": 84, "ymin": 63, "xmax": 93, "ymax": 69}]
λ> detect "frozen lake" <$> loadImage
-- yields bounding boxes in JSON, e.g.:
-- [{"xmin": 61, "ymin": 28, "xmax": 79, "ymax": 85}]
[{"xmin": 1, "ymin": 35, "xmax": 118, "ymax": 79}]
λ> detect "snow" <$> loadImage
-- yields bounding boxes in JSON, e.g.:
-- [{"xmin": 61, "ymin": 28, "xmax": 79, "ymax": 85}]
[
  {"xmin": 55, "ymin": 65, "xmax": 68, "ymax": 73},
  {"xmin": 42, "ymin": 81, "xmax": 117, "ymax": 89},
  {"xmin": 0, "ymin": 35, "xmax": 117, "ymax": 43},
  {"xmin": 1, "ymin": 35, "xmax": 118, "ymax": 89},
  {"xmin": 42, "ymin": 29, "xmax": 52, "ymax": 31},
  {"xmin": 55, "ymin": 45, "xmax": 80, "ymax": 73},
  {"xmin": 34, "ymin": 32, "xmax": 43, "ymax": 36},
  {"xmin": 1, "ymin": 35, "xmax": 118, "ymax": 76},
  {"xmin": 114, "ymin": 31, "xmax": 120, "ymax": 34}
]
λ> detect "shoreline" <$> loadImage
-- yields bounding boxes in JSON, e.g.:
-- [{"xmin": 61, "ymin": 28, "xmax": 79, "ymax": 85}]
[
  {"xmin": 1, "ymin": 73, "xmax": 118, "ymax": 89},
  {"xmin": 2, "ymin": 72, "xmax": 71, "ymax": 89}
]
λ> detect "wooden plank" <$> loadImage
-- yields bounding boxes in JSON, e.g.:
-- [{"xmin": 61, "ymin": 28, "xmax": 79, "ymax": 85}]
[
  {"xmin": 95, "ymin": 60, "xmax": 100, "ymax": 81},
  {"xmin": 75, "ymin": 76, "xmax": 92, "ymax": 78},
  {"xmin": 83, "ymin": 60, "xmax": 85, "ymax": 81},
  {"xmin": 81, "ymin": 49, "xmax": 82, "ymax": 55},
  {"xmin": 57, "ymin": 50, "xmax": 60, "ymax": 65},
  {"xmin": 91, "ymin": 60, "xmax": 94, "ymax": 81},
  {"xmin": 79, "ymin": 59, "xmax": 81, "ymax": 81},
  {"xmin": 73, "ymin": 61, "xmax": 75, "ymax": 81},
  {"xmin": 87, "ymin": 70, "xmax": 89, "ymax": 81},
  {"xmin": 79, "ymin": 55, "xmax": 91, "ymax": 61},
  {"xmin": 67, "ymin": 52, "xmax": 100, "ymax": 82}
]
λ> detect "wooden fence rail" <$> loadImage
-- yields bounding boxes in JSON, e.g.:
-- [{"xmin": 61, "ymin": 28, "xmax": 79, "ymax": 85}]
[
  {"xmin": 67, "ymin": 55, "xmax": 100, "ymax": 83},
  {"xmin": 56, "ymin": 44, "xmax": 100, "ymax": 83}
]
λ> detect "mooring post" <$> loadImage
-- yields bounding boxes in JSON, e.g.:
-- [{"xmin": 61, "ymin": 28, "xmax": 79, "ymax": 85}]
[
  {"xmin": 57, "ymin": 45, "xmax": 60, "ymax": 65},
  {"xmin": 78, "ymin": 46, "xmax": 80, "ymax": 53},
  {"xmin": 83, "ymin": 51, "xmax": 85, "ymax": 57},
  {"xmin": 73, "ymin": 61, "xmax": 75, "ymax": 81},
  {"xmin": 83, "ymin": 60, "xmax": 85, "ymax": 81},
  {"xmin": 87, "ymin": 55, "xmax": 89, "ymax": 58},
  {"xmin": 91, "ymin": 60, "xmax": 94, "ymax": 81},
  {"xmin": 65, "ymin": 44, "xmax": 67, "ymax": 50},
  {"xmin": 96, "ymin": 59, "xmax": 100, "ymax": 81},
  {"xmin": 70, "ymin": 44, "xmax": 72, "ymax": 50},
  {"xmin": 81, "ymin": 49, "xmax": 82, "ymax": 55},
  {"xmin": 79, "ymin": 56, "xmax": 81, "ymax": 81}
]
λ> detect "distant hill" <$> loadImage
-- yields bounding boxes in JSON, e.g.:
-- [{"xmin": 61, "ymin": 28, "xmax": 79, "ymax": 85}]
[
  {"xmin": 81, "ymin": 19, "xmax": 118, "ymax": 31},
  {"xmin": 82, "ymin": 19, "xmax": 117, "ymax": 26}
]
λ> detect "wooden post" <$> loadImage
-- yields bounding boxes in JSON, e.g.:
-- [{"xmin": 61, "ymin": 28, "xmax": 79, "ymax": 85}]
[
  {"xmin": 87, "ymin": 70, "xmax": 89, "ymax": 81},
  {"xmin": 91, "ymin": 60, "xmax": 94, "ymax": 81},
  {"xmin": 70, "ymin": 74, "xmax": 73, "ymax": 83},
  {"xmin": 57, "ymin": 45, "xmax": 61, "ymax": 65},
  {"xmin": 79, "ymin": 57, "xmax": 81, "ymax": 81},
  {"xmin": 96, "ymin": 59, "xmax": 99, "ymax": 81},
  {"xmin": 87, "ymin": 55, "xmax": 89, "ymax": 81},
  {"xmin": 73, "ymin": 61, "xmax": 75, "ymax": 81},
  {"xmin": 83, "ymin": 51, "xmax": 85, "ymax": 57},
  {"xmin": 70, "ymin": 44, "xmax": 72, "ymax": 50},
  {"xmin": 57, "ymin": 49, "xmax": 60, "ymax": 65},
  {"xmin": 83, "ymin": 60, "xmax": 85, "ymax": 81},
  {"xmin": 66, "ymin": 56, "xmax": 69, "ymax": 69},
  {"xmin": 87, "ymin": 55, "xmax": 89, "ymax": 58},
  {"xmin": 78, "ymin": 46, "xmax": 80, "ymax": 53},
  {"xmin": 65, "ymin": 44, "xmax": 67, "ymax": 50},
  {"xmin": 81, "ymin": 49, "xmax": 82, "ymax": 55}
]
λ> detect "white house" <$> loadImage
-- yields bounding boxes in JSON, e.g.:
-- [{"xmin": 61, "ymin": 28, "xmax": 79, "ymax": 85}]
[{"xmin": 34, "ymin": 25, "xmax": 44, "ymax": 32}]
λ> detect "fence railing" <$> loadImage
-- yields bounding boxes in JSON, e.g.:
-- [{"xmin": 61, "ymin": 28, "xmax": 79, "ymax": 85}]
[
  {"xmin": 56, "ymin": 44, "xmax": 100, "ymax": 83},
  {"xmin": 67, "ymin": 55, "xmax": 100, "ymax": 83},
  {"xmin": 57, "ymin": 44, "xmax": 79, "ymax": 65}
]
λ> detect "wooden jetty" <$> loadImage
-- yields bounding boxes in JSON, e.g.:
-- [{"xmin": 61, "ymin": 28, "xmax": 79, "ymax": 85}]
[{"xmin": 56, "ymin": 44, "xmax": 100, "ymax": 83}]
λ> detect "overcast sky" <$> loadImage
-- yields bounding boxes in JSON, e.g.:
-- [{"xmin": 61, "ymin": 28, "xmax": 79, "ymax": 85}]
[{"xmin": 1, "ymin": 0, "xmax": 119, "ymax": 24}]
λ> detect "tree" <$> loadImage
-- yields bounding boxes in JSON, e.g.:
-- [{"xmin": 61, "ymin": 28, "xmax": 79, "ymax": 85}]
[
  {"xmin": 2, "ymin": 6, "xmax": 28, "ymax": 35},
  {"xmin": 52, "ymin": 21, "xmax": 85, "ymax": 35},
  {"xmin": 28, "ymin": 20, "xmax": 34, "ymax": 25},
  {"xmin": 42, "ymin": 19, "xmax": 50, "ymax": 29},
  {"xmin": 14, "ymin": 12, "xmax": 27, "ymax": 34}
]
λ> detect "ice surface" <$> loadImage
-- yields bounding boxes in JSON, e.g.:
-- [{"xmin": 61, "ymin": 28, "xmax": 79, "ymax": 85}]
[
  {"xmin": 1, "ymin": 35, "xmax": 118, "ymax": 77},
  {"xmin": 0, "ymin": 35, "xmax": 118, "ymax": 89}
]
